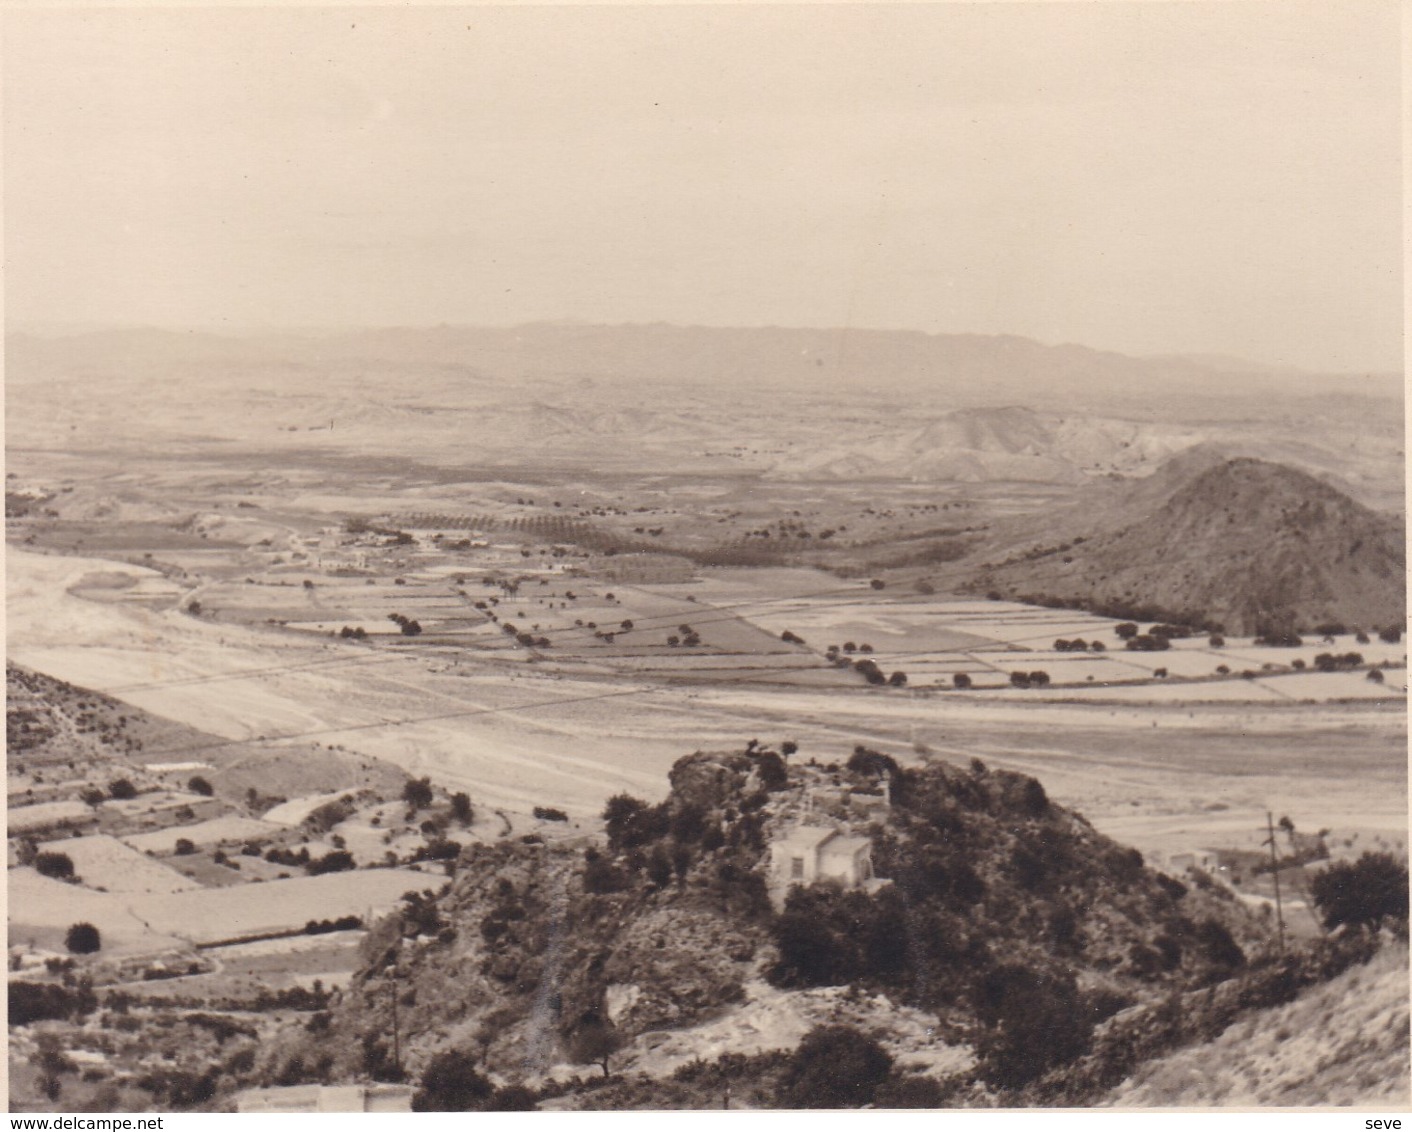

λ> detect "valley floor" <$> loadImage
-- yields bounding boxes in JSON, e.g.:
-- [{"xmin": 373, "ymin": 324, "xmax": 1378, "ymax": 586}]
[{"xmin": 9, "ymin": 548, "xmax": 1405, "ymax": 864}]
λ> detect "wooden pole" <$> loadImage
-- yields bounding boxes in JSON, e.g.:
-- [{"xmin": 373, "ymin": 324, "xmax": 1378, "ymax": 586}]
[{"xmin": 1266, "ymin": 811, "xmax": 1286, "ymax": 953}]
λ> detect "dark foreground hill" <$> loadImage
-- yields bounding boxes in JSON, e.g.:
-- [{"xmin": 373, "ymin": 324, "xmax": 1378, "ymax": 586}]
[
  {"xmin": 969, "ymin": 457, "xmax": 1406, "ymax": 636},
  {"xmin": 236, "ymin": 743, "xmax": 1367, "ymax": 1109}
]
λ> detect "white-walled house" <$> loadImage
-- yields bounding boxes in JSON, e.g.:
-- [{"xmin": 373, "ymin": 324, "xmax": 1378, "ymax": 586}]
[{"xmin": 768, "ymin": 824, "xmax": 881, "ymax": 908}]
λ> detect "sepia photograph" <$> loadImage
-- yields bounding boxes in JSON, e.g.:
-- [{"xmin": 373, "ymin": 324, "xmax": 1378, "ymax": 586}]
[{"xmin": 3, "ymin": 0, "xmax": 1407, "ymax": 1117}]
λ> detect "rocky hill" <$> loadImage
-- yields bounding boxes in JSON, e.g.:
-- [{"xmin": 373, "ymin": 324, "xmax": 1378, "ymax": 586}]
[
  {"xmin": 246, "ymin": 743, "xmax": 1285, "ymax": 1108},
  {"xmin": 970, "ymin": 457, "xmax": 1406, "ymax": 635}
]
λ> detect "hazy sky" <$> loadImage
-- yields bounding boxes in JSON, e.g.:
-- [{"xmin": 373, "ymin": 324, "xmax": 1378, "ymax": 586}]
[{"xmin": 4, "ymin": 2, "xmax": 1402, "ymax": 372}]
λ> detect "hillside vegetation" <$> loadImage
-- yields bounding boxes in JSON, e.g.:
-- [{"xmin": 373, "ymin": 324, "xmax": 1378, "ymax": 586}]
[
  {"xmin": 241, "ymin": 743, "xmax": 1356, "ymax": 1108},
  {"xmin": 1104, "ymin": 943, "xmax": 1409, "ymax": 1107}
]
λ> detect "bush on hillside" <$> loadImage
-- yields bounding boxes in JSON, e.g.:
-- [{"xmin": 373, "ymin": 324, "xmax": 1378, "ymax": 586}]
[
  {"xmin": 972, "ymin": 963, "xmax": 1093, "ymax": 1090},
  {"xmin": 412, "ymin": 1048, "xmax": 494, "ymax": 1111},
  {"xmin": 65, "ymin": 922, "xmax": 102, "ymax": 954},
  {"xmin": 775, "ymin": 1025, "xmax": 893, "ymax": 1108},
  {"xmin": 34, "ymin": 851, "xmax": 75, "ymax": 880}
]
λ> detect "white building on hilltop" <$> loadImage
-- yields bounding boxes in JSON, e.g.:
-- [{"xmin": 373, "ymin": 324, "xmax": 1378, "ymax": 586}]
[{"xmin": 768, "ymin": 824, "xmax": 883, "ymax": 909}]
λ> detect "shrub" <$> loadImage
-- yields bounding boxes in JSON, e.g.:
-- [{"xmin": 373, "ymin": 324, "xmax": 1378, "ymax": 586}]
[
  {"xmin": 34, "ymin": 851, "xmax": 75, "ymax": 880},
  {"xmin": 769, "ymin": 886, "xmax": 908, "ymax": 988},
  {"xmin": 566, "ymin": 1011, "xmax": 623, "ymax": 1077},
  {"xmin": 1193, "ymin": 917, "xmax": 1245, "ymax": 974},
  {"xmin": 1310, "ymin": 852, "xmax": 1409, "ymax": 932},
  {"xmin": 583, "ymin": 848, "xmax": 630, "ymax": 894},
  {"xmin": 489, "ymin": 1084, "xmax": 538, "ymax": 1111},
  {"xmin": 65, "ymin": 922, "xmax": 102, "ymax": 954},
  {"xmin": 413, "ymin": 1049, "xmax": 493, "ymax": 1111},
  {"xmin": 755, "ymin": 751, "xmax": 789, "ymax": 791},
  {"xmin": 847, "ymin": 746, "xmax": 900, "ymax": 779},
  {"xmin": 108, "ymin": 778, "xmax": 137, "ymax": 800},
  {"xmin": 533, "ymin": 806, "xmax": 569, "ymax": 822},
  {"xmin": 776, "ymin": 1025, "xmax": 893, "ymax": 1108},
  {"xmin": 10, "ymin": 981, "xmax": 87, "ymax": 1025},
  {"xmin": 174, "ymin": 838, "xmax": 196, "ymax": 856},
  {"xmin": 972, "ymin": 963, "xmax": 1092, "ymax": 1090},
  {"xmin": 188, "ymin": 775, "xmax": 214, "ymax": 796},
  {"xmin": 602, "ymin": 794, "xmax": 669, "ymax": 851},
  {"xmin": 402, "ymin": 776, "xmax": 434, "ymax": 811},
  {"xmin": 307, "ymin": 850, "xmax": 357, "ymax": 875}
]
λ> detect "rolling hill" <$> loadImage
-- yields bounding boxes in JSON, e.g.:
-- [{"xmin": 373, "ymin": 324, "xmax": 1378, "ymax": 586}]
[{"xmin": 970, "ymin": 457, "xmax": 1406, "ymax": 636}]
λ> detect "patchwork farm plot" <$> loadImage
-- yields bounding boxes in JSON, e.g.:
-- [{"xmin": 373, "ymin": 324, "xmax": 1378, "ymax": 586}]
[
  {"xmin": 180, "ymin": 547, "xmax": 1407, "ymax": 705},
  {"xmin": 42, "ymin": 835, "xmax": 200, "ymax": 895},
  {"xmin": 115, "ymin": 931, "xmax": 368, "ymax": 1000},
  {"xmin": 132, "ymin": 867, "xmax": 436, "ymax": 945},
  {"xmin": 638, "ymin": 575, "xmax": 1409, "ymax": 703},
  {"xmin": 123, "ymin": 816, "xmax": 281, "ymax": 854},
  {"xmin": 9, "ymin": 868, "xmax": 185, "ymax": 956}
]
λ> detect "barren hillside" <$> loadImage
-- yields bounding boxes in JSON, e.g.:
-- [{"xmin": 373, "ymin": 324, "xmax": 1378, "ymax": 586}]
[
  {"xmin": 971, "ymin": 457, "xmax": 1406, "ymax": 635},
  {"xmin": 1104, "ymin": 942, "xmax": 1409, "ymax": 1107}
]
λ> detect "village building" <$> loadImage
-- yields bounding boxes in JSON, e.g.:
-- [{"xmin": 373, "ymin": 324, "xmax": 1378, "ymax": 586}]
[
  {"xmin": 768, "ymin": 824, "xmax": 884, "ymax": 908},
  {"xmin": 1148, "ymin": 846, "xmax": 1234, "ymax": 885}
]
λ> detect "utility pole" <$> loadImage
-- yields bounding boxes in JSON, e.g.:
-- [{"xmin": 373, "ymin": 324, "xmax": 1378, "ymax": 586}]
[{"xmin": 1264, "ymin": 811, "xmax": 1286, "ymax": 953}]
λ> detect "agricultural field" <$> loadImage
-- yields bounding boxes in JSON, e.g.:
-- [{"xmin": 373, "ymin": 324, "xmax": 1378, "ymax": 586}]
[
  {"xmin": 130, "ymin": 867, "xmax": 437, "ymax": 945},
  {"xmin": 114, "ymin": 931, "xmax": 367, "ymax": 1000},
  {"xmin": 9, "ymin": 800, "xmax": 95, "ymax": 833},
  {"xmin": 123, "ymin": 816, "xmax": 282, "ymax": 854},
  {"xmin": 9, "ymin": 868, "xmax": 186, "ymax": 956},
  {"xmin": 42, "ymin": 835, "xmax": 200, "ymax": 895}
]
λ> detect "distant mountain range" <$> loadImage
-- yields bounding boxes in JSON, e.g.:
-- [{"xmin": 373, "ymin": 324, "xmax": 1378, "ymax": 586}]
[
  {"xmin": 6, "ymin": 324, "xmax": 1403, "ymax": 511},
  {"xmin": 7, "ymin": 323, "xmax": 1402, "ymax": 407}
]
